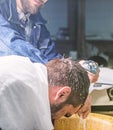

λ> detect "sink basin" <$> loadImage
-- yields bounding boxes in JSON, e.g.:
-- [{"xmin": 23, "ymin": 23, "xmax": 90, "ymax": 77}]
[{"xmin": 54, "ymin": 113, "xmax": 113, "ymax": 130}]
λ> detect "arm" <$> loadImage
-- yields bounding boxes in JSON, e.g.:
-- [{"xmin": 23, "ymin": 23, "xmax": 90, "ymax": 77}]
[
  {"xmin": 77, "ymin": 95, "xmax": 91, "ymax": 119},
  {"xmin": 0, "ymin": 14, "xmax": 62, "ymax": 63},
  {"xmin": 77, "ymin": 60, "xmax": 100, "ymax": 118},
  {"xmin": 37, "ymin": 22, "xmax": 62, "ymax": 62}
]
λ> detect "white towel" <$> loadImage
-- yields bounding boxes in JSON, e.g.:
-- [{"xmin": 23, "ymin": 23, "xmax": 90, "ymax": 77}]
[{"xmin": 0, "ymin": 55, "xmax": 53, "ymax": 130}]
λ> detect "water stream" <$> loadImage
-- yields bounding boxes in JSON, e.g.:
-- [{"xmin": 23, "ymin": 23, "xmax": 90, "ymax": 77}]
[{"xmin": 79, "ymin": 116, "xmax": 87, "ymax": 130}]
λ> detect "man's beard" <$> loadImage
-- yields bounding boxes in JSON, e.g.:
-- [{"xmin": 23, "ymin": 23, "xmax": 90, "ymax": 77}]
[
  {"xmin": 50, "ymin": 100, "xmax": 68, "ymax": 118},
  {"xmin": 20, "ymin": 0, "xmax": 38, "ymax": 14}
]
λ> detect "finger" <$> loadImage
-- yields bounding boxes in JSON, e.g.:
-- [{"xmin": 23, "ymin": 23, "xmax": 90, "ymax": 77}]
[
  {"xmin": 81, "ymin": 109, "xmax": 91, "ymax": 119},
  {"xmin": 77, "ymin": 106, "xmax": 91, "ymax": 119}
]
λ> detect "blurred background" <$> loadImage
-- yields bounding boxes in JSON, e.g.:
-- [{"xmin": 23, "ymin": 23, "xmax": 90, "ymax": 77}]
[{"xmin": 41, "ymin": 0, "xmax": 113, "ymax": 68}]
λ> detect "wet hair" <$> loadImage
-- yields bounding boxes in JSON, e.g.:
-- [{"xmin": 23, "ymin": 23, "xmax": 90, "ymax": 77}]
[{"xmin": 46, "ymin": 58, "xmax": 90, "ymax": 107}]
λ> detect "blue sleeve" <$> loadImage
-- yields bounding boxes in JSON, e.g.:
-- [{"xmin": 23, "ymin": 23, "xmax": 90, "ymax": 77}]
[
  {"xmin": 0, "ymin": 14, "xmax": 62, "ymax": 64},
  {"xmin": 37, "ymin": 24, "xmax": 62, "ymax": 62}
]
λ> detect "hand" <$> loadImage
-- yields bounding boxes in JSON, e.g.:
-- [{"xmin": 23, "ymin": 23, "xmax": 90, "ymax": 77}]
[
  {"xmin": 79, "ymin": 60, "xmax": 100, "ymax": 83},
  {"xmin": 77, "ymin": 95, "xmax": 91, "ymax": 119},
  {"xmin": 87, "ymin": 71, "xmax": 99, "ymax": 83}
]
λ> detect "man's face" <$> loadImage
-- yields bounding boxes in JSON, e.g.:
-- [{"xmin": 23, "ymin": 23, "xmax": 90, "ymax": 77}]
[
  {"xmin": 49, "ymin": 86, "xmax": 82, "ymax": 119},
  {"xmin": 20, "ymin": 0, "xmax": 48, "ymax": 14},
  {"xmin": 51, "ymin": 103, "xmax": 82, "ymax": 119}
]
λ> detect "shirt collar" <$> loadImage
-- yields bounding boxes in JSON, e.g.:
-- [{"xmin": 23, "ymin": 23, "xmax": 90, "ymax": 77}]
[{"xmin": 17, "ymin": 7, "xmax": 31, "ymax": 22}]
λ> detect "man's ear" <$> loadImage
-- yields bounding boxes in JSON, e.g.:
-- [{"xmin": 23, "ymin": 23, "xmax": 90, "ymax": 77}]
[{"xmin": 54, "ymin": 86, "xmax": 71, "ymax": 103}]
